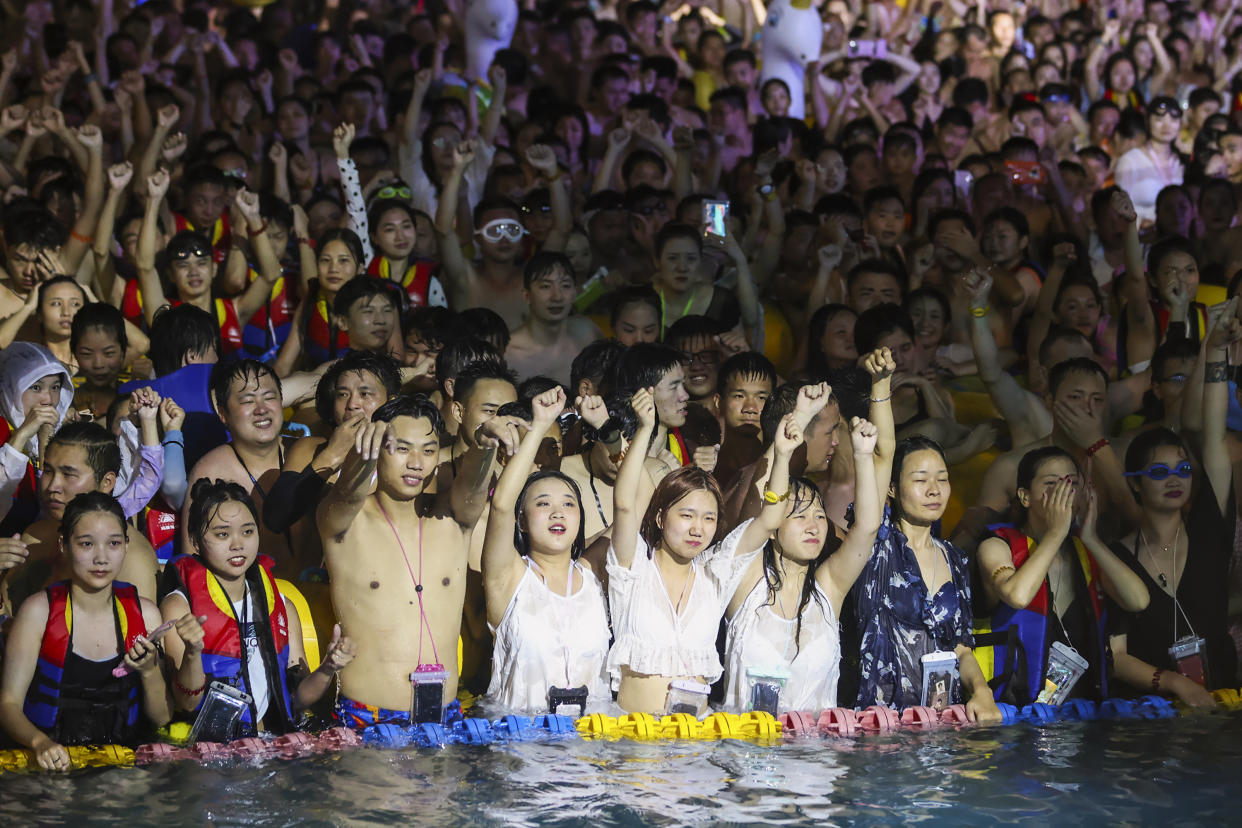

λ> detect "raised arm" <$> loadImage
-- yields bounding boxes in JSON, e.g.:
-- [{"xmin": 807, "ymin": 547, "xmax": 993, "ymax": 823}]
[
  {"xmin": 612, "ymin": 387, "xmax": 657, "ymax": 568},
  {"xmin": 479, "ymin": 65, "xmax": 507, "ymax": 147},
  {"xmin": 862, "ymin": 347, "xmax": 897, "ymax": 504},
  {"xmin": 434, "ymin": 140, "xmax": 478, "ymax": 309},
  {"xmin": 1200, "ymin": 298, "xmax": 1239, "ymax": 515},
  {"xmin": 1026, "ymin": 241, "xmax": 1074, "ymax": 375},
  {"xmin": 526, "ymin": 144, "xmax": 571, "ymax": 251},
  {"xmin": 230, "ymin": 188, "xmax": 284, "ymax": 327},
  {"xmin": 316, "ymin": 421, "xmax": 387, "ymax": 544},
  {"xmin": 136, "ymin": 169, "xmax": 171, "ymax": 326},
  {"xmin": 822, "ymin": 417, "xmax": 881, "ymax": 608},
  {"xmin": 135, "ymin": 104, "xmax": 179, "ymax": 199},
  {"xmin": 1113, "ymin": 190, "xmax": 1157, "ymax": 371},
  {"xmin": 92, "ymin": 162, "xmax": 133, "ymax": 303},
  {"xmin": 481, "ymin": 387, "xmax": 566, "ymax": 623},
  {"xmin": 592, "ymin": 127, "xmax": 631, "ymax": 195},
  {"xmin": 964, "ymin": 268, "xmax": 1043, "ymax": 446},
  {"xmin": 333, "ymin": 122, "xmax": 376, "ymax": 262},
  {"xmin": 61, "ymin": 125, "xmax": 105, "ymax": 276}
]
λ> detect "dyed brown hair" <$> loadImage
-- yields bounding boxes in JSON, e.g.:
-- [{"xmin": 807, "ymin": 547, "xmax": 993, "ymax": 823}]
[{"xmin": 639, "ymin": 466, "xmax": 727, "ymax": 556}]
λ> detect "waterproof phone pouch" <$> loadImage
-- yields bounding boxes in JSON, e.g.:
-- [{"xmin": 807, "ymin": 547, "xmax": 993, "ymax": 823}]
[
  {"xmin": 1169, "ymin": 636, "xmax": 1209, "ymax": 687},
  {"xmin": 1037, "ymin": 641, "xmax": 1089, "ymax": 705},
  {"xmin": 547, "ymin": 685, "xmax": 589, "ymax": 717},
  {"xmin": 920, "ymin": 651, "xmax": 960, "ymax": 711},
  {"xmin": 746, "ymin": 667, "xmax": 789, "ymax": 716},
  {"xmin": 188, "ymin": 681, "xmax": 252, "ymax": 744},
  {"xmin": 665, "ymin": 680, "xmax": 711, "ymax": 716},
  {"xmin": 703, "ymin": 200, "xmax": 729, "ymax": 239},
  {"xmin": 410, "ymin": 664, "xmax": 447, "ymax": 724}
]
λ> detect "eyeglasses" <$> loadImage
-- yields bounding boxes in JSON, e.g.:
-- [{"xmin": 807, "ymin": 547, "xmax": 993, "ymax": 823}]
[
  {"xmin": 475, "ymin": 219, "xmax": 528, "ymax": 243},
  {"xmin": 430, "ymin": 136, "xmax": 455, "ymax": 150},
  {"xmin": 1123, "ymin": 462, "xmax": 1193, "ymax": 480},
  {"xmin": 376, "ymin": 185, "xmax": 412, "ymax": 201},
  {"xmin": 680, "ymin": 349, "xmax": 720, "ymax": 366}
]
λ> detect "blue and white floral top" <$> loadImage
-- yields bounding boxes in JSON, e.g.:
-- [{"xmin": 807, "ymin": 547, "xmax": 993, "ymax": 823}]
[{"xmin": 850, "ymin": 505, "xmax": 975, "ymax": 709}]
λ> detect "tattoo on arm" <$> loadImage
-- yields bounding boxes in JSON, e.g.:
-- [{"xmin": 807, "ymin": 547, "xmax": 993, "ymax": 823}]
[{"xmin": 1206, "ymin": 361, "xmax": 1229, "ymax": 383}]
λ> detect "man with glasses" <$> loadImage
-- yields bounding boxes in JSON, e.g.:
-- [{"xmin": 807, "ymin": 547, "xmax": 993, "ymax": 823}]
[{"xmin": 666, "ymin": 315, "xmax": 728, "ymax": 413}]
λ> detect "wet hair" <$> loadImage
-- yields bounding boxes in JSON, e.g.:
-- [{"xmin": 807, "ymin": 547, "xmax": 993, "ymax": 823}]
[
  {"xmin": 513, "ymin": 470, "xmax": 588, "ymax": 560},
  {"xmin": 847, "ymin": 258, "xmax": 907, "ymax": 295},
  {"xmin": 148, "ymin": 304, "xmax": 221, "ymax": 377},
  {"xmin": 1124, "ymin": 426, "xmax": 1191, "ymax": 484},
  {"xmin": 905, "ymin": 287, "xmax": 952, "ymax": 330},
  {"xmin": 371, "ymin": 393, "xmax": 445, "ymax": 434},
  {"xmin": 824, "ymin": 366, "xmax": 871, "ymax": 421},
  {"xmin": 455, "ymin": 307, "xmax": 510, "ymax": 351},
  {"xmin": 854, "ymin": 303, "xmax": 916, "ymax": 355},
  {"xmin": 367, "ymin": 198, "xmax": 419, "ymax": 238},
  {"xmin": 209, "ymin": 359, "xmax": 282, "ymax": 414},
  {"xmin": 761, "ymin": 382, "xmax": 808, "ymax": 446},
  {"xmin": 47, "ymin": 421, "xmax": 122, "ymax": 483},
  {"xmin": 1012, "ymin": 445, "xmax": 1078, "ymax": 524},
  {"xmin": 332, "ymin": 275, "xmax": 399, "ymax": 317},
  {"xmin": 436, "ymin": 336, "xmax": 503, "ymax": 395},
  {"xmin": 609, "ymin": 285, "xmax": 662, "ymax": 329},
  {"xmin": 316, "ymin": 227, "xmax": 366, "ymax": 267},
  {"xmin": 612, "ymin": 342, "xmax": 685, "ymax": 397},
  {"xmin": 982, "ymin": 206, "xmax": 1030, "ymax": 240},
  {"xmin": 1038, "ymin": 325, "xmax": 1091, "ymax": 367},
  {"xmin": 36, "ymin": 274, "xmax": 86, "ymax": 308},
  {"xmin": 805, "ymin": 305, "xmax": 857, "ymax": 381},
  {"xmin": 889, "ymin": 435, "xmax": 948, "ymax": 519},
  {"xmin": 1047, "ymin": 357, "xmax": 1108, "ymax": 396},
  {"xmin": 762, "ymin": 476, "xmax": 834, "ymax": 655},
  {"xmin": 1053, "ymin": 275, "xmax": 1104, "ymax": 320},
  {"xmin": 4, "ymin": 205, "xmax": 68, "ymax": 251},
  {"xmin": 928, "ymin": 208, "xmax": 976, "ymax": 239},
  {"xmin": 314, "ymin": 351, "xmax": 402, "ymax": 426},
  {"xmin": 402, "ymin": 305, "xmax": 456, "ymax": 347},
  {"xmin": 1146, "ymin": 235, "xmax": 1196, "ymax": 276},
  {"xmin": 571, "ymin": 339, "xmax": 626, "ymax": 398},
  {"xmin": 70, "ymin": 302, "xmax": 128, "ymax": 354},
  {"xmin": 1151, "ymin": 338, "xmax": 1199, "ymax": 382},
  {"xmin": 716, "ymin": 352, "xmax": 777, "ymax": 398},
  {"xmin": 639, "ymin": 466, "xmax": 727, "ymax": 554},
  {"xmin": 523, "ymin": 250, "xmax": 574, "ymax": 289},
  {"xmin": 186, "ymin": 478, "xmax": 259, "ymax": 555},
  {"xmin": 59, "ymin": 491, "xmax": 128, "ymax": 545},
  {"xmin": 653, "ymin": 224, "xmax": 704, "ymax": 265},
  {"xmin": 453, "ymin": 360, "xmax": 517, "ymax": 406},
  {"xmin": 666, "ymin": 314, "xmax": 727, "ymax": 350},
  {"xmin": 863, "ymin": 186, "xmax": 905, "ymax": 216}
]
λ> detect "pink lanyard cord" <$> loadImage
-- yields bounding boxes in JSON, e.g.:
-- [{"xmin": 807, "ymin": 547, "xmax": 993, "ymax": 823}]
[{"xmin": 374, "ymin": 495, "xmax": 440, "ymax": 666}]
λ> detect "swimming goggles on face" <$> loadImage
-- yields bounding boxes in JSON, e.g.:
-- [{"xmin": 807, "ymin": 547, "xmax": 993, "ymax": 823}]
[
  {"xmin": 375, "ymin": 184, "xmax": 412, "ymax": 201},
  {"xmin": 170, "ymin": 241, "xmax": 212, "ymax": 260},
  {"xmin": 1123, "ymin": 462, "xmax": 1193, "ymax": 480},
  {"xmin": 1150, "ymin": 100, "xmax": 1183, "ymax": 118},
  {"xmin": 475, "ymin": 219, "xmax": 528, "ymax": 243}
]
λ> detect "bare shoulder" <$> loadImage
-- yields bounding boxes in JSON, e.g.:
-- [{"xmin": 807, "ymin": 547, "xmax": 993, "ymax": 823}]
[
  {"xmin": 568, "ymin": 315, "xmax": 604, "ymax": 344},
  {"xmin": 188, "ymin": 444, "xmax": 237, "ymax": 480}
]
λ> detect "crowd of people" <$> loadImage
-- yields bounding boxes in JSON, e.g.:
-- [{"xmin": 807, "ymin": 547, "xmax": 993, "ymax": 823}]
[{"xmin": 0, "ymin": 0, "xmax": 1240, "ymax": 773}]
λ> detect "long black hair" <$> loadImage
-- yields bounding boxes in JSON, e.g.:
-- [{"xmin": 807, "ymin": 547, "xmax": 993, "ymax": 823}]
[
  {"xmin": 889, "ymin": 435, "xmax": 948, "ymax": 522},
  {"xmin": 513, "ymin": 470, "xmax": 588, "ymax": 560},
  {"xmin": 60, "ymin": 491, "xmax": 128, "ymax": 545},
  {"xmin": 187, "ymin": 478, "xmax": 259, "ymax": 555},
  {"xmin": 760, "ymin": 477, "xmax": 836, "ymax": 655}
]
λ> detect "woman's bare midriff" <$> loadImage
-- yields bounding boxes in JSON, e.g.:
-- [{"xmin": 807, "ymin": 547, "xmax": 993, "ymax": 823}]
[{"xmin": 617, "ymin": 668, "xmax": 707, "ymax": 715}]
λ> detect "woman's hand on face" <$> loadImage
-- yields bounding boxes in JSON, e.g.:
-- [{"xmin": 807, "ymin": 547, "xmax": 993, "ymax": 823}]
[{"xmin": 1043, "ymin": 476, "xmax": 1076, "ymax": 538}]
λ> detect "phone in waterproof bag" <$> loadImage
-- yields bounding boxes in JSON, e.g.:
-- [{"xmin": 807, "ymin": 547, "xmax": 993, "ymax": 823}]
[
  {"xmin": 746, "ymin": 667, "xmax": 789, "ymax": 716},
  {"xmin": 547, "ymin": 685, "xmax": 589, "ymax": 717},
  {"xmin": 410, "ymin": 664, "xmax": 447, "ymax": 724},
  {"xmin": 665, "ymin": 680, "xmax": 711, "ymax": 716},
  {"xmin": 920, "ymin": 651, "xmax": 960, "ymax": 711},
  {"xmin": 703, "ymin": 200, "xmax": 729, "ymax": 239},
  {"xmin": 1169, "ymin": 636, "xmax": 1209, "ymax": 687},
  {"xmin": 1005, "ymin": 160, "xmax": 1044, "ymax": 186},
  {"xmin": 188, "ymin": 681, "xmax": 252, "ymax": 744},
  {"xmin": 1036, "ymin": 641, "xmax": 1090, "ymax": 705}
]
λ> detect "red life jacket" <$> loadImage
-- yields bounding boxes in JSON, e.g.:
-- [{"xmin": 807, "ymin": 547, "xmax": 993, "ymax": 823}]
[
  {"xmin": 170, "ymin": 298, "xmax": 244, "ymax": 357},
  {"xmin": 305, "ymin": 291, "xmax": 350, "ymax": 365},
  {"xmin": 24, "ymin": 581, "xmax": 147, "ymax": 733},
  {"xmin": 0, "ymin": 416, "xmax": 39, "ymax": 514},
  {"xmin": 242, "ymin": 265, "xmax": 295, "ymax": 358},
  {"xmin": 366, "ymin": 256, "xmax": 438, "ymax": 309},
  {"xmin": 120, "ymin": 278, "xmax": 145, "ymax": 329},
  {"xmin": 173, "ymin": 212, "xmax": 232, "ymax": 265}
]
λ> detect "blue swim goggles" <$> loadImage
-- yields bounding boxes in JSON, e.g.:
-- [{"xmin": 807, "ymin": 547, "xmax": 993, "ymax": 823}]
[{"xmin": 1123, "ymin": 462, "xmax": 1193, "ymax": 480}]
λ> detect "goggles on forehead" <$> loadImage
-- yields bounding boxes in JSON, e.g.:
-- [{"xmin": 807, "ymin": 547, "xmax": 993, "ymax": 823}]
[
  {"xmin": 170, "ymin": 242, "xmax": 212, "ymax": 260},
  {"xmin": 1150, "ymin": 100, "xmax": 1183, "ymax": 118},
  {"xmin": 1042, "ymin": 93, "xmax": 1071, "ymax": 104},
  {"xmin": 1123, "ymin": 462, "xmax": 1193, "ymax": 480},
  {"xmin": 375, "ymin": 184, "xmax": 412, "ymax": 201},
  {"xmin": 475, "ymin": 219, "xmax": 528, "ymax": 243}
]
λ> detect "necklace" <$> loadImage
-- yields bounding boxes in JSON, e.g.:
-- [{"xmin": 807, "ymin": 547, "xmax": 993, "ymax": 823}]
[
  {"xmin": 374, "ymin": 494, "xmax": 440, "ymax": 667},
  {"xmin": 1138, "ymin": 523, "xmax": 1181, "ymax": 590}
]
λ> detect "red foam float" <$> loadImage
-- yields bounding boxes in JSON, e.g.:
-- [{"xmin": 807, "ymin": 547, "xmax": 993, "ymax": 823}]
[
  {"xmin": 778, "ymin": 711, "xmax": 819, "ymax": 738},
  {"xmin": 900, "ymin": 706, "xmax": 940, "ymax": 728},
  {"xmin": 856, "ymin": 706, "xmax": 900, "ymax": 733},
  {"xmin": 938, "ymin": 704, "xmax": 971, "ymax": 725},
  {"xmin": 817, "ymin": 707, "xmax": 860, "ymax": 737}
]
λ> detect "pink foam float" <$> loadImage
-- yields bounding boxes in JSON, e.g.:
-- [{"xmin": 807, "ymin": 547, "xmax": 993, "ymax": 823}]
[
  {"xmin": 938, "ymin": 704, "xmax": 971, "ymax": 725},
  {"xmin": 817, "ymin": 707, "xmax": 860, "ymax": 738},
  {"xmin": 778, "ymin": 711, "xmax": 819, "ymax": 738},
  {"xmin": 856, "ymin": 706, "xmax": 900, "ymax": 733},
  {"xmin": 900, "ymin": 706, "xmax": 940, "ymax": 728}
]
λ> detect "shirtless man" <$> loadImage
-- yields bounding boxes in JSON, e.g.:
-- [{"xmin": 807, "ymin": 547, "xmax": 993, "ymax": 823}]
[
  {"xmin": 504, "ymin": 252, "xmax": 603, "ymax": 385},
  {"xmin": 711, "ymin": 352, "xmax": 777, "ymax": 491},
  {"xmin": 3, "ymin": 420, "xmax": 158, "ymax": 615},
  {"xmin": 182, "ymin": 360, "xmax": 295, "ymax": 576},
  {"xmin": 436, "ymin": 140, "xmax": 528, "ymax": 329},
  {"xmin": 317, "ymin": 395, "xmax": 501, "ymax": 725}
]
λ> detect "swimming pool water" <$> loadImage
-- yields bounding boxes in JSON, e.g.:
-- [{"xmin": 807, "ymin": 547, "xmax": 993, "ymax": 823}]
[{"xmin": 2, "ymin": 711, "xmax": 1239, "ymax": 826}]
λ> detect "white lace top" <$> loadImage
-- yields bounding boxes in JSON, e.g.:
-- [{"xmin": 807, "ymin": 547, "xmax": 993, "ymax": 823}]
[
  {"xmin": 605, "ymin": 519, "xmax": 763, "ymax": 689},
  {"xmin": 723, "ymin": 575, "xmax": 840, "ymax": 713},
  {"xmin": 486, "ymin": 560, "xmax": 611, "ymax": 713}
]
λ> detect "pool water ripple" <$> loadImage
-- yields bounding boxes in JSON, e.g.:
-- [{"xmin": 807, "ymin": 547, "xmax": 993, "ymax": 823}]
[{"xmin": 1, "ymin": 711, "xmax": 1239, "ymax": 826}]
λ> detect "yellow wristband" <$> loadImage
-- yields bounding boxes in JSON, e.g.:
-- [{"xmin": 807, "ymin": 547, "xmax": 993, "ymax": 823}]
[
  {"xmin": 970, "ymin": 305, "xmax": 989, "ymax": 318},
  {"xmin": 763, "ymin": 489, "xmax": 790, "ymax": 504}
]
